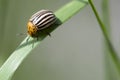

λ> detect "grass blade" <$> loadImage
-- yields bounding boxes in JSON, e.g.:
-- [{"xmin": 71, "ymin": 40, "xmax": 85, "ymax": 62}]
[{"xmin": 0, "ymin": 0, "xmax": 88, "ymax": 80}]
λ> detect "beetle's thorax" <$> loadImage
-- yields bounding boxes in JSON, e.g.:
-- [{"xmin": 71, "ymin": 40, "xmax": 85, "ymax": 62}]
[{"xmin": 27, "ymin": 21, "xmax": 38, "ymax": 37}]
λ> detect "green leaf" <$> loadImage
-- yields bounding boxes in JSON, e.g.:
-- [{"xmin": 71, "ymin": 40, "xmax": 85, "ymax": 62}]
[{"xmin": 0, "ymin": 0, "xmax": 88, "ymax": 80}]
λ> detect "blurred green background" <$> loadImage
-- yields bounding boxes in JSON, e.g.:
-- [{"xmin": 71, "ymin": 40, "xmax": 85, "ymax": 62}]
[{"xmin": 0, "ymin": 0, "xmax": 120, "ymax": 80}]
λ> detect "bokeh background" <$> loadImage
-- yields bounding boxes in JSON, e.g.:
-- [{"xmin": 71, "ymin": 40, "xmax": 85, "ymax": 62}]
[{"xmin": 0, "ymin": 0, "xmax": 120, "ymax": 80}]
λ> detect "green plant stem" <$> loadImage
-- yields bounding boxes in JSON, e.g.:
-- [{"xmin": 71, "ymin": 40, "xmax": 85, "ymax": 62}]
[
  {"xmin": 102, "ymin": 0, "xmax": 113, "ymax": 80},
  {"xmin": 88, "ymin": 0, "xmax": 120, "ymax": 74}
]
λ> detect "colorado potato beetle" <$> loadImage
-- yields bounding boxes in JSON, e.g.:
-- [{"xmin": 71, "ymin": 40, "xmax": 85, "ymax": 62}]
[{"xmin": 27, "ymin": 9, "xmax": 57, "ymax": 38}]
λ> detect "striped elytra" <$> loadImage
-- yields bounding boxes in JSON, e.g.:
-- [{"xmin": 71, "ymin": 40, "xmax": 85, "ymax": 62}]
[{"xmin": 27, "ymin": 10, "xmax": 57, "ymax": 37}]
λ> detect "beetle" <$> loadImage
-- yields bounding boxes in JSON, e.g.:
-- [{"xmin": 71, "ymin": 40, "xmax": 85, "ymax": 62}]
[{"xmin": 27, "ymin": 9, "xmax": 57, "ymax": 38}]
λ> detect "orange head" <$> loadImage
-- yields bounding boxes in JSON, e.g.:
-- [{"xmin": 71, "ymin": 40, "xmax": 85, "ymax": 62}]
[{"xmin": 27, "ymin": 21, "xmax": 38, "ymax": 37}]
